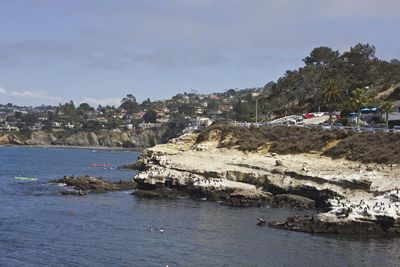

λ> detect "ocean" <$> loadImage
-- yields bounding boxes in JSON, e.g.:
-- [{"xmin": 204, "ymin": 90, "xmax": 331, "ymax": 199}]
[{"xmin": 1, "ymin": 147, "xmax": 399, "ymax": 267}]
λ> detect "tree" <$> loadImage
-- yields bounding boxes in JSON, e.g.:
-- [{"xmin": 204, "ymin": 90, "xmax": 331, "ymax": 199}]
[
  {"xmin": 379, "ymin": 101, "xmax": 395, "ymax": 127},
  {"xmin": 227, "ymin": 89, "xmax": 237, "ymax": 97},
  {"xmin": 120, "ymin": 94, "xmax": 140, "ymax": 114},
  {"xmin": 391, "ymin": 59, "xmax": 400, "ymax": 65},
  {"xmin": 321, "ymin": 79, "xmax": 344, "ymax": 124},
  {"xmin": 342, "ymin": 43, "xmax": 378, "ymax": 91},
  {"xmin": 141, "ymin": 98, "xmax": 152, "ymax": 109},
  {"xmin": 143, "ymin": 109, "xmax": 157, "ymax": 123},
  {"xmin": 121, "ymin": 94, "xmax": 136, "ymax": 103},
  {"xmin": 304, "ymin": 46, "xmax": 340, "ymax": 67},
  {"xmin": 177, "ymin": 103, "xmax": 195, "ymax": 116},
  {"xmin": 345, "ymin": 88, "xmax": 369, "ymax": 125},
  {"xmin": 207, "ymin": 100, "xmax": 220, "ymax": 111},
  {"xmin": 78, "ymin": 103, "xmax": 94, "ymax": 112},
  {"xmin": 59, "ymin": 100, "xmax": 78, "ymax": 121},
  {"xmin": 235, "ymin": 100, "xmax": 253, "ymax": 121}
]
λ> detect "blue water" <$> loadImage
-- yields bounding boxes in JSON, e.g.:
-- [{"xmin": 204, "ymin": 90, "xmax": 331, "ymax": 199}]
[{"xmin": 1, "ymin": 147, "xmax": 400, "ymax": 267}]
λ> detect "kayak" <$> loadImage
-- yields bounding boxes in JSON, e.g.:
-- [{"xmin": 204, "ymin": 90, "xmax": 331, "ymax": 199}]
[{"xmin": 15, "ymin": 176, "xmax": 38, "ymax": 181}]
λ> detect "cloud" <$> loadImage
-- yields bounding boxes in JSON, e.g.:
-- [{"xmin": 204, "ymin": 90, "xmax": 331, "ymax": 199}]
[
  {"xmin": 10, "ymin": 90, "xmax": 61, "ymax": 102},
  {"xmin": 0, "ymin": 86, "xmax": 7, "ymax": 95},
  {"xmin": 80, "ymin": 97, "xmax": 121, "ymax": 107},
  {"xmin": 1, "ymin": 0, "xmax": 399, "ymax": 73}
]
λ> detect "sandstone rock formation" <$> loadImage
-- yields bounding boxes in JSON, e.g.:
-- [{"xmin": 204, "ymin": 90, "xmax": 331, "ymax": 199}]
[{"xmin": 131, "ymin": 128, "xmax": 400, "ymax": 234}]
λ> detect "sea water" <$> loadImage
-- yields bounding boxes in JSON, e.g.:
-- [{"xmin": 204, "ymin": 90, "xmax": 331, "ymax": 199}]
[{"xmin": 1, "ymin": 147, "xmax": 399, "ymax": 267}]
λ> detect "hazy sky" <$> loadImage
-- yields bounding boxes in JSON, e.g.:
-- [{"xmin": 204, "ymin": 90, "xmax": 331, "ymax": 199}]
[{"xmin": 1, "ymin": 0, "xmax": 399, "ymax": 106}]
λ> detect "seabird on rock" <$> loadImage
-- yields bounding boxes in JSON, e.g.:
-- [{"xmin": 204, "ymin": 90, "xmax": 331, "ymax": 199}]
[{"xmin": 257, "ymin": 218, "xmax": 267, "ymax": 226}]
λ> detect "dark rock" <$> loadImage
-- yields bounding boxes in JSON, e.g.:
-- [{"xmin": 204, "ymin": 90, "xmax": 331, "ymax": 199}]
[
  {"xmin": 120, "ymin": 159, "xmax": 147, "ymax": 170},
  {"xmin": 61, "ymin": 189, "xmax": 86, "ymax": 196},
  {"xmin": 52, "ymin": 175, "xmax": 137, "ymax": 194},
  {"xmin": 221, "ymin": 190, "xmax": 273, "ymax": 207},
  {"xmin": 132, "ymin": 188, "xmax": 179, "ymax": 199},
  {"xmin": 272, "ymin": 194, "xmax": 315, "ymax": 210},
  {"xmin": 265, "ymin": 181, "xmax": 341, "ymax": 208},
  {"xmin": 275, "ymin": 160, "xmax": 283, "ymax": 166},
  {"xmin": 269, "ymin": 214, "xmax": 400, "ymax": 235}
]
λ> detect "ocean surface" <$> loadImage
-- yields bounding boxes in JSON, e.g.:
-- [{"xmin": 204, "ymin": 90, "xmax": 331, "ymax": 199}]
[{"xmin": 1, "ymin": 146, "xmax": 400, "ymax": 267}]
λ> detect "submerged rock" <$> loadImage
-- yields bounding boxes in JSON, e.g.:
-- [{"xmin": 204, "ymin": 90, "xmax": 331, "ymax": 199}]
[{"xmin": 132, "ymin": 188, "xmax": 180, "ymax": 199}]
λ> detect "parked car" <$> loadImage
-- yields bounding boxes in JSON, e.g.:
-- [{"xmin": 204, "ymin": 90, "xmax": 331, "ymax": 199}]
[
  {"xmin": 374, "ymin": 124, "xmax": 389, "ymax": 132},
  {"xmin": 319, "ymin": 122, "xmax": 331, "ymax": 130},
  {"xmin": 332, "ymin": 123, "xmax": 344, "ymax": 130},
  {"xmin": 360, "ymin": 126, "xmax": 374, "ymax": 132},
  {"xmin": 313, "ymin": 112, "xmax": 324, "ymax": 117},
  {"xmin": 392, "ymin": 126, "xmax": 400, "ymax": 133},
  {"xmin": 303, "ymin": 113, "xmax": 314, "ymax": 119}
]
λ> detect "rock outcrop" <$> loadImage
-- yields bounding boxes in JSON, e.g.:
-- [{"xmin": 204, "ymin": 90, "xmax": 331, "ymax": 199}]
[
  {"xmin": 269, "ymin": 213, "xmax": 400, "ymax": 235},
  {"xmin": 51, "ymin": 175, "xmax": 137, "ymax": 195},
  {"xmin": 131, "ymin": 129, "xmax": 400, "ymax": 235}
]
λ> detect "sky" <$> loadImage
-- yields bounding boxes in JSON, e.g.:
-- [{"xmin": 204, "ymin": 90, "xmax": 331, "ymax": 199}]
[{"xmin": 0, "ymin": 0, "xmax": 400, "ymax": 107}]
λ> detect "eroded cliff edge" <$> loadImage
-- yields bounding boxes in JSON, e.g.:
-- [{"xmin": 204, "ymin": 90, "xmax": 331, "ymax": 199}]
[
  {"xmin": 0, "ymin": 126, "xmax": 181, "ymax": 149},
  {"xmin": 131, "ymin": 125, "xmax": 400, "ymax": 235}
]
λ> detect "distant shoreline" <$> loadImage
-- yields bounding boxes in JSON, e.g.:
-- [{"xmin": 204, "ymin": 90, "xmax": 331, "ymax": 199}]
[{"xmin": 0, "ymin": 144, "xmax": 145, "ymax": 152}]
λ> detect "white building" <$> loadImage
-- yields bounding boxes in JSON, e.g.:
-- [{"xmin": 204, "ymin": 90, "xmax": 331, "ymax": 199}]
[
  {"xmin": 138, "ymin": 122, "xmax": 162, "ymax": 129},
  {"xmin": 65, "ymin": 122, "xmax": 75, "ymax": 129},
  {"xmin": 51, "ymin": 122, "xmax": 62, "ymax": 128}
]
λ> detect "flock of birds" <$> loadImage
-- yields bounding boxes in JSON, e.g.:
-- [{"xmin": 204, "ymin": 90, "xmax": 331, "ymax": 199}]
[
  {"xmin": 145, "ymin": 152, "xmax": 400, "ymax": 225},
  {"xmin": 329, "ymin": 189, "xmax": 400, "ymax": 219},
  {"xmin": 144, "ymin": 164, "xmax": 226, "ymax": 188}
]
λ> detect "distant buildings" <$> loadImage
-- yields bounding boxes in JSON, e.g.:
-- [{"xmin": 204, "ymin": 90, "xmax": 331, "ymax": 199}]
[{"xmin": 138, "ymin": 122, "xmax": 162, "ymax": 129}]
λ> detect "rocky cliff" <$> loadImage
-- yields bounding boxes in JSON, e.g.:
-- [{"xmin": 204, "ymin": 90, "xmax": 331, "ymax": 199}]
[
  {"xmin": 131, "ymin": 126, "xmax": 400, "ymax": 235},
  {"xmin": 0, "ymin": 126, "xmax": 181, "ymax": 149}
]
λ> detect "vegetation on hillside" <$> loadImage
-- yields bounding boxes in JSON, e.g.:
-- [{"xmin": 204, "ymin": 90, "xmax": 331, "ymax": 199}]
[
  {"xmin": 259, "ymin": 43, "xmax": 400, "ymax": 117},
  {"xmin": 197, "ymin": 125, "xmax": 400, "ymax": 164}
]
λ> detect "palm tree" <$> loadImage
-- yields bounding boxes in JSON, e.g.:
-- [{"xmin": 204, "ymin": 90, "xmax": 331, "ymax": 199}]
[
  {"xmin": 346, "ymin": 88, "xmax": 369, "ymax": 125},
  {"xmin": 379, "ymin": 101, "xmax": 395, "ymax": 127},
  {"xmin": 322, "ymin": 79, "xmax": 344, "ymax": 124}
]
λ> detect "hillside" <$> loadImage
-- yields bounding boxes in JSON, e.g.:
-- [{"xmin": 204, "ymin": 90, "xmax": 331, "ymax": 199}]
[{"xmin": 198, "ymin": 125, "xmax": 400, "ymax": 164}]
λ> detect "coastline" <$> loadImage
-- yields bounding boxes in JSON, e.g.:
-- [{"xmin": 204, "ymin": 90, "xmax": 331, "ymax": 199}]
[
  {"xmin": 131, "ymin": 128, "xmax": 400, "ymax": 235},
  {"xmin": 0, "ymin": 144, "xmax": 145, "ymax": 152}
]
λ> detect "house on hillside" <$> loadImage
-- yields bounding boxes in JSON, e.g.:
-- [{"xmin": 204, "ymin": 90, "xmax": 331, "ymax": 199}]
[
  {"xmin": 0, "ymin": 124, "xmax": 19, "ymax": 132},
  {"xmin": 138, "ymin": 122, "xmax": 162, "ymax": 129},
  {"xmin": 65, "ymin": 122, "xmax": 75, "ymax": 129},
  {"xmin": 51, "ymin": 122, "xmax": 62, "ymax": 128},
  {"xmin": 28, "ymin": 123, "xmax": 43, "ymax": 131}
]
